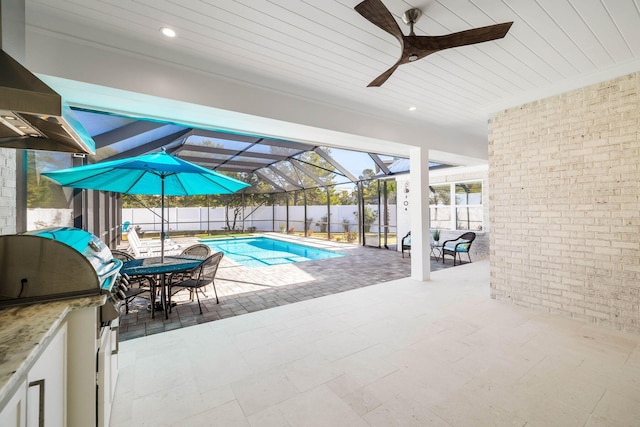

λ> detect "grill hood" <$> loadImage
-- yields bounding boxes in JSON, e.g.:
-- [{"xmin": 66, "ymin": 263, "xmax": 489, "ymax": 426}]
[{"xmin": 0, "ymin": 49, "xmax": 95, "ymax": 154}]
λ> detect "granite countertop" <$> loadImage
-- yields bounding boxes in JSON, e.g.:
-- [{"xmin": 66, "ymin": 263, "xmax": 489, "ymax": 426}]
[{"xmin": 0, "ymin": 295, "xmax": 106, "ymax": 408}]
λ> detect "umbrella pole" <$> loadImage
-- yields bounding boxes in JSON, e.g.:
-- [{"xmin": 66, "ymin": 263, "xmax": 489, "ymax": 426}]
[
  {"xmin": 160, "ymin": 177, "xmax": 168, "ymax": 319},
  {"xmin": 161, "ymin": 178, "xmax": 165, "ymax": 263}
]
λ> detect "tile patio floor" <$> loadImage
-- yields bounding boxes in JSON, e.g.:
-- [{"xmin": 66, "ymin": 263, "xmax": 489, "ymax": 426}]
[
  {"xmin": 118, "ymin": 234, "xmax": 461, "ymax": 341},
  {"xmin": 111, "ymin": 260, "xmax": 640, "ymax": 426}
]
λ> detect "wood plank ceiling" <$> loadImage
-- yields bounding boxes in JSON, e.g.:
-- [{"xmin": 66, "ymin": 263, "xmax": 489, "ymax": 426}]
[{"xmin": 27, "ymin": 0, "xmax": 640, "ymax": 140}]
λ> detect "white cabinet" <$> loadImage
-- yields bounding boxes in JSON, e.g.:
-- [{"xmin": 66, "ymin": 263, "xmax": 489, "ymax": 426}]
[
  {"xmin": 1, "ymin": 302, "xmax": 118, "ymax": 427},
  {"xmin": 0, "ymin": 381, "xmax": 26, "ymax": 427},
  {"xmin": 66, "ymin": 305, "xmax": 119, "ymax": 427},
  {"xmin": 97, "ymin": 318, "xmax": 119, "ymax": 427},
  {"xmin": 0, "ymin": 323, "xmax": 67, "ymax": 427},
  {"xmin": 26, "ymin": 323, "xmax": 67, "ymax": 427}
]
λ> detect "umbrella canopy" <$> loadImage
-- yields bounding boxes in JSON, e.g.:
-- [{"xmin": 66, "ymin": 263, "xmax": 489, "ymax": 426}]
[
  {"xmin": 43, "ymin": 150, "xmax": 250, "ymax": 260},
  {"xmin": 43, "ymin": 150, "xmax": 249, "ymax": 195}
]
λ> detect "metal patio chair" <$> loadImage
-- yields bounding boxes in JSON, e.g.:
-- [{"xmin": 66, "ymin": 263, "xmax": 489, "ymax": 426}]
[
  {"xmin": 169, "ymin": 252, "xmax": 224, "ymax": 314},
  {"xmin": 111, "ymin": 249, "xmax": 151, "ymax": 313},
  {"xmin": 180, "ymin": 244, "xmax": 211, "ymax": 257}
]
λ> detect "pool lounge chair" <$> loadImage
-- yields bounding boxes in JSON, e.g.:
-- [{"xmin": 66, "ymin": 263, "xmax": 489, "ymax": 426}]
[
  {"xmin": 126, "ymin": 227, "xmax": 181, "ymax": 258},
  {"xmin": 125, "ymin": 225, "xmax": 165, "ymax": 246}
]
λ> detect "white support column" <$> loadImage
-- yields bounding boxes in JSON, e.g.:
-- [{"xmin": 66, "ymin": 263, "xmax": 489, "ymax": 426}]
[{"xmin": 410, "ymin": 147, "xmax": 430, "ymax": 281}]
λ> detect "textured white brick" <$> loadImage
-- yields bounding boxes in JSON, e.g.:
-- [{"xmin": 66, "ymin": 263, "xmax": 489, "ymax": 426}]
[
  {"xmin": 0, "ymin": 148, "xmax": 17, "ymax": 234},
  {"xmin": 489, "ymin": 72, "xmax": 640, "ymax": 334}
]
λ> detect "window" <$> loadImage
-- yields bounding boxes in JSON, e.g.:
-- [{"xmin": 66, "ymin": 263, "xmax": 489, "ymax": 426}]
[
  {"xmin": 455, "ymin": 182, "xmax": 482, "ymax": 231},
  {"xmin": 26, "ymin": 152, "xmax": 74, "ymax": 229},
  {"xmin": 429, "ymin": 180, "xmax": 483, "ymax": 231},
  {"xmin": 429, "ymin": 184, "xmax": 451, "ymax": 230}
]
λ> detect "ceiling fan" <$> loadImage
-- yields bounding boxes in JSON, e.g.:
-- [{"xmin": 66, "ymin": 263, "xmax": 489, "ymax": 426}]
[{"xmin": 354, "ymin": 0, "xmax": 513, "ymax": 87}]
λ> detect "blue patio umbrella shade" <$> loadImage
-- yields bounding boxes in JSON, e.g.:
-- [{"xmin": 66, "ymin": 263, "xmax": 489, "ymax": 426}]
[{"xmin": 43, "ymin": 150, "xmax": 250, "ymax": 260}]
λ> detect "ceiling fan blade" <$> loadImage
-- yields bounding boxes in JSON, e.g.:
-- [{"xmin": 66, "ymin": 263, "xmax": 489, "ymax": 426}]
[
  {"xmin": 355, "ymin": 0, "xmax": 404, "ymax": 45},
  {"xmin": 367, "ymin": 63, "xmax": 400, "ymax": 87},
  {"xmin": 411, "ymin": 22, "xmax": 513, "ymax": 52}
]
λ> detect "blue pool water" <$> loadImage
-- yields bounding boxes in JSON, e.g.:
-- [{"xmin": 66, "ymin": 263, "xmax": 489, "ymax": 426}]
[{"xmin": 200, "ymin": 237, "xmax": 344, "ymax": 268}]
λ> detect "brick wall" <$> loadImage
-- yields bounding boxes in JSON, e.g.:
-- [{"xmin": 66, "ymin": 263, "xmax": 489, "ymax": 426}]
[
  {"xmin": 0, "ymin": 148, "xmax": 17, "ymax": 235},
  {"xmin": 488, "ymin": 72, "xmax": 640, "ymax": 333}
]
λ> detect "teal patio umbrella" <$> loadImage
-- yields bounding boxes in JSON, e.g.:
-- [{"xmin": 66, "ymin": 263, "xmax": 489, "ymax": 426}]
[{"xmin": 43, "ymin": 150, "xmax": 250, "ymax": 261}]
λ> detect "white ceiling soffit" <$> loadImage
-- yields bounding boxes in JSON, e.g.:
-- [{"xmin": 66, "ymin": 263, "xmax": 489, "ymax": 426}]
[{"xmin": 24, "ymin": 0, "xmax": 640, "ymax": 163}]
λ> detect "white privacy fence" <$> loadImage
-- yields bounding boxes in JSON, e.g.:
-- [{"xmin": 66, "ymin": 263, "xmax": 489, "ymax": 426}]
[
  {"xmin": 26, "ymin": 205, "xmax": 397, "ymax": 234},
  {"xmin": 122, "ymin": 205, "xmax": 396, "ymax": 233},
  {"xmin": 27, "ymin": 208, "xmax": 74, "ymax": 230}
]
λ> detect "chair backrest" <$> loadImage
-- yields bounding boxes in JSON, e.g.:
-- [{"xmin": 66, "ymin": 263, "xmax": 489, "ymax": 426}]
[
  {"xmin": 111, "ymin": 249, "xmax": 135, "ymax": 261},
  {"xmin": 455, "ymin": 232, "xmax": 476, "ymax": 251},
  {"xmin": 195, "ymin": 252, "xmax": 224, "ymax": 286},
  {"xmin": 180, "ymin": 244, "xmax": 211, "ymax": 257},
  {"xmin": 126, "ymin": 229, "xmax": 142, "ymax": 257},
  {"xmin": 127, "ymin": 227, "xmax": 143, "ymax": 245},
  {"xmin": 459, "ymin": 232, "xmax": 476, "ymax": 242},
  {"xmin": 443, "ymin": 232, "xmax": 476, "ymax": 251},
  {"xmin": 125, "ymin": 230, "xmax": 182, "ymax": 258},
  {"xmin": 402, "ymin": 231, "xmax": 411, "ymax": 247}
]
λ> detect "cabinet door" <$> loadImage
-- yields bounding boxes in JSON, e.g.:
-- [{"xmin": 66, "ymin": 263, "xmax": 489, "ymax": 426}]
[
  {"xmin": 98, "ymin": 320, "xmax": 119, "ymax": 427},
  {"xmin": 0, "ymin": 380, "xmax": 27, "ymax": 427},
  {"xmin": 110, "ymin": 319, "xmax": 120, "ymax": 398},
  {"xmin": 27, "ymin": 323, "xmax": 67, "ymax": 427}
]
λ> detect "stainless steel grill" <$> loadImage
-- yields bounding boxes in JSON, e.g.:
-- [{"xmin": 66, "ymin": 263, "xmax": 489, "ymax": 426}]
[{"xmin": 0, "ymin": 227, "xmax": 123, "ymax": 315}]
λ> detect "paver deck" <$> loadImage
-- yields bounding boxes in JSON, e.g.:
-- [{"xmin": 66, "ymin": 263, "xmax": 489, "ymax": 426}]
[{"xmin": 118, "ymin": 234, "xmax": 462, "ymax": 341}]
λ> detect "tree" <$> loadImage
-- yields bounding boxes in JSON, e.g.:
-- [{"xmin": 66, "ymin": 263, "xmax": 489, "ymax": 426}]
[
  {"xmin": 353, "ymin": 169, "xmax": 398, "ymax": 233},
  {"xmin": 200, "ymin": 172, "xmax": 273, "ymax": 231},
  {"xmin": 335, "ymin": 188, "xmax": 357, "ymax": 205},
  {"xmin": 429, "ymin": 185, "xmax": 451, "ymax": 205},
  {"xmin": 359, "ymin": 168, "xmax": 379, "ymax": 202},
  {"xmin": 27, "ymin": 152, "xmax": 72, "ymax": 208}
]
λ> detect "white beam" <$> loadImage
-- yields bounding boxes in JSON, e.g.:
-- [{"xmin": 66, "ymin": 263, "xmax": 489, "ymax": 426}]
[
  {"xmin": 25, "ymin": 27, "xmax": 488, "ymax": 163},
  {"xmin": 410, "ymin": 147, "xmax": 430, "ymax": 282}
]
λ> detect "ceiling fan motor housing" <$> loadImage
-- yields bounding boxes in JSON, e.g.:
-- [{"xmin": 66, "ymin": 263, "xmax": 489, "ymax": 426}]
[
  {"xmin": 402, "ymin": 8, "xmax": 422, "ymax": 36},
  {"xmin": 402, "ymin": 8, "xmax": 422, "ymax": 26}
]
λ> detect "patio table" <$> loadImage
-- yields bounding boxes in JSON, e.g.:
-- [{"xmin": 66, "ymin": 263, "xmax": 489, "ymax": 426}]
[
  {"xmin": 121, "ymin": 255, "xmax": 206, "ymax": 319},
  {"xmin": 430, "ymin": 243, "xmax": 442, "ymax": 261}
]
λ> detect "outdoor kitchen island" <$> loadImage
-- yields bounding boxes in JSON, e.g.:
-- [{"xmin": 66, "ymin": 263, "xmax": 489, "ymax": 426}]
[{"xmin": 0, "ymin": 294, "xmax": 118, "ymax": 427}]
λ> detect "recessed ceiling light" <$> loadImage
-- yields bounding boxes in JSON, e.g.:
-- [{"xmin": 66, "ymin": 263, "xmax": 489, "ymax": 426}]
[
  {"xmin": 408, "ymin": 106, "xmax": 417, "ymax": 111},
  {"xmin": 160, "ymin": 27, "xmax": 176, "ymax": 38},
  {"xmin": 2, "ymin": 115, "xmax": 16, "ymax": 120}
]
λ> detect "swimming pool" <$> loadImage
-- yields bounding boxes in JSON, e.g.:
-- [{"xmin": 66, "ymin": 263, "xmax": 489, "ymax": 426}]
[{"xmin": 200, "ymin": 237, "xmax": 344, "ymax": 268}]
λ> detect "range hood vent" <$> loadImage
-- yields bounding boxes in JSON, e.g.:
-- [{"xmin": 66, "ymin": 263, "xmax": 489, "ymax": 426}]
[{"xmin": 0, "ymin": 49, "xmax": 95, "ymax": 154}]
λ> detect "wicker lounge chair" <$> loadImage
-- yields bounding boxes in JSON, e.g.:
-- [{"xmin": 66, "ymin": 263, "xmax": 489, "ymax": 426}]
[
  {"xmin": 441, "ymin": 232, "xmax": 476, "ymax": 266},
  {"xmin": 401, "ymin": 231, "xmax": 411, "ymax": 258}
]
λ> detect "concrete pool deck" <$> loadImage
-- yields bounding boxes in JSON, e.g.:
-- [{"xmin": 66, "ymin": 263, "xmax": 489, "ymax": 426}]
[
  {"xmin": 118, "ymin": 234, "xmax": 463, "ymax": 341},
  {"xmin": 112, "ymin": 260, "xmax": 640, "ymax": 426}
]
